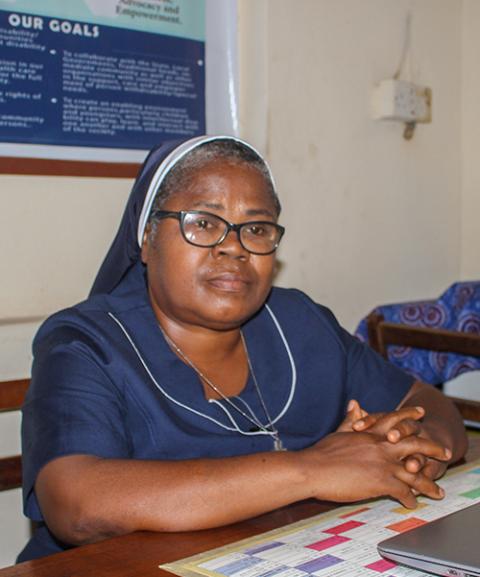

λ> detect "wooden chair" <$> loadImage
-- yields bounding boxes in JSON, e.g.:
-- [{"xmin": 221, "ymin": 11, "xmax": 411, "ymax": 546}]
[
  {"xmin": 366, "ymin": 313, "xmax": 480, "ymax": 424},
  {"xmin": 0, "ymin": 378, "xmax": 30, "ymax": 491}
]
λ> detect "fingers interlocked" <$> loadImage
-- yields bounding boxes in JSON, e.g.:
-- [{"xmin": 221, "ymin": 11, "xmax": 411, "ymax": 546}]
[{"xmin": 344, "ymin": 400, "xmax": 451, "ymax": 505}]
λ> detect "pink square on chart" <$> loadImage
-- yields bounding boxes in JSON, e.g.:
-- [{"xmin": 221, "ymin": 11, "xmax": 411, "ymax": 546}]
[
  {"xmin": 307, "ymin": 535, "xmax": 350, "ymax": 551},
  {"xmin": 324, "ymin": 520, "xmax": 364, "ymax": 534},
  {"xmin": 366, "ymin": 558, "xmax": 397, "ymax": 572}
]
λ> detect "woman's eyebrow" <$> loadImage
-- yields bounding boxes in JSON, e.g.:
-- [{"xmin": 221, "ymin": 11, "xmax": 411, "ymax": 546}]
[
  {"xmin": 189, "ymin": 202, "xmax": 275, "ymax": 219},
  {"xmin": 190, "ymin": 201, "xmax": 224, "ymax": 210},
  {"xmin": 245, "ymin": 208, "xmax": 275, "ymax": 218}
]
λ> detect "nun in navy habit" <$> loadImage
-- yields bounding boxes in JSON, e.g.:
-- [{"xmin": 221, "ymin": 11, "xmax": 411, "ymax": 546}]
[{"xmin": 18, "ymin": 135, "xmax": 466, "ymax": 562}]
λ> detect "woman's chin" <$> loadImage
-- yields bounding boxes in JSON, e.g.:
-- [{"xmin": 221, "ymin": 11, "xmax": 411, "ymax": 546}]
[
  {"xmin": 204, "ymin": 294, "xmax": 264, "ymax": 326},
  {"xmin": 193, "ymin": 302, "xmax": 260, "ymax": 331}
]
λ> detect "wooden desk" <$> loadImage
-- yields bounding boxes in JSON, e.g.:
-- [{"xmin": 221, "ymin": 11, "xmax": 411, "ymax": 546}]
[{"xmin": 2, "ymin": 437, "xmax": 480, "ymax": 577}]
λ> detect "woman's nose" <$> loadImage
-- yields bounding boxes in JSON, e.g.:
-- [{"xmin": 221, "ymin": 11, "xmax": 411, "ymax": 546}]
[{"xmin": 212, "ymin": 229, "xmax": 249, "ymax": 259}]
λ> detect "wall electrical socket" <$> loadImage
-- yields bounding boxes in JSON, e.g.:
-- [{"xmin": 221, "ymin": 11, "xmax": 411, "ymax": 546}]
[{"xmin": 371, "ymin": 79, "xmax": 432, "ymax": 123}]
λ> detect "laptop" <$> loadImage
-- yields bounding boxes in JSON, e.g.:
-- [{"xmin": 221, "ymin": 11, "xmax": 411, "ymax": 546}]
[{"xmin": 377, "ymin": 501, "xmax": 480, "ymax": 577}]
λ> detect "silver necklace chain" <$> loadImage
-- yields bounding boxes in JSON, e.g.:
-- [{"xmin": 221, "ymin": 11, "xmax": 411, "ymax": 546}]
[{"xmin": 158, "ymin": 326, "xmax": 285, "ymax": 451}]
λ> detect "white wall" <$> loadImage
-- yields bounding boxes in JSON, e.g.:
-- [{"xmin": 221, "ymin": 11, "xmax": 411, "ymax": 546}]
[
  {"xmin": 0, "ymin": 177, "xmax": 131, "ymax": 318},
  {"xmin": 256, "ymin": 0, "xmax": 463, "ymax": 331},
  {"xmin": 461, "ymin": 0, "xmax": 480, "ymax": 280}
]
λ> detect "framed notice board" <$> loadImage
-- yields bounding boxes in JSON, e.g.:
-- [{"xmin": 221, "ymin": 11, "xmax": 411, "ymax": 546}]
[{"xmin": 0, "ymin": 0, "xmax": 237, "ymax": 176}]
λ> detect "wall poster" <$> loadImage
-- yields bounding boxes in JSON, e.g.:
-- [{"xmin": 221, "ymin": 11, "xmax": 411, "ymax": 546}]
[{"xmin": 0, "ymin": 0, "xmax": 237, "ymax": 174}]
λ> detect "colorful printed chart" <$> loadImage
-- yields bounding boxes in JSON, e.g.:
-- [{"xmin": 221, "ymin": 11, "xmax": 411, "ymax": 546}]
[{"xmin": 162, "ymin": 460, "xmax": 480, "ymax": 577}]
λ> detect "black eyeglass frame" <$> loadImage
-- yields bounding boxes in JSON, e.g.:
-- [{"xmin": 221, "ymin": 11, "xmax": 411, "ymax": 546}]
[{"xmin": 150, "ymin": 210, "xmax": 285, "ymax": 255}]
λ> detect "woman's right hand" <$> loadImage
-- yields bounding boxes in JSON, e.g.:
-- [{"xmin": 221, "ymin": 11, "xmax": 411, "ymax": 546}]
[{"xmin": 299, "ymin": 429, "xmax": 450, "ymax": 508}]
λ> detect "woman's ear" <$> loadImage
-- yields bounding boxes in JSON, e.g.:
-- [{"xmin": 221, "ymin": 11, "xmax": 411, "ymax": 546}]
[{"xmin": 140, "ymin": 224, "xmax": 151, "ymax": 264}]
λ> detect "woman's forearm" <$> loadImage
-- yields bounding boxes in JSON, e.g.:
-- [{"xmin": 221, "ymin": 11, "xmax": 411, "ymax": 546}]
[
  {"xmin": 35, "ymin": 451, "xmax": 308, "ymax": 545},
  {"xmin": 35, "ymin": 425, "xmax": 451, "ymax": 546}
]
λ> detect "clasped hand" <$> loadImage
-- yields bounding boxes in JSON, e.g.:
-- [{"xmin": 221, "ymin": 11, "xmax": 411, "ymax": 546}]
[
  {"xmin": 341, "ymin": 399, "xmax": 451, "ymax": 479},
  {"xmin": 308, "ymin": 400, "xmax": 451, "ymax": 508}
]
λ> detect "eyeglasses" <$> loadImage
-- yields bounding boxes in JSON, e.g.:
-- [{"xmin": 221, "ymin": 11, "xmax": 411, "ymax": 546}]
[{"xmin": 150, "ymin": 210, "xmax": 285, "ymax": 255}]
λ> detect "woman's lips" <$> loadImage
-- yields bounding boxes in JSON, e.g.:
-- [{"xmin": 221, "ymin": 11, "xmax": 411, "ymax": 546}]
[{"xmin": 207, "ymin": 272, "xmax": 250, "ymax": 292}]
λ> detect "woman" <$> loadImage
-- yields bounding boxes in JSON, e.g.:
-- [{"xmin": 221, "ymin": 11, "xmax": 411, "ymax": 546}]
[{"xmin": 19, "ymin": 135, "xmax": 467, "ymax": 562}]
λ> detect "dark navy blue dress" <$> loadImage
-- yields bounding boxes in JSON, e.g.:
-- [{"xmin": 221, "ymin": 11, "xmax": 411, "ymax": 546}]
[{"xmin": 18, "ymin": 261, "xmax": 413, "ymax": 561}]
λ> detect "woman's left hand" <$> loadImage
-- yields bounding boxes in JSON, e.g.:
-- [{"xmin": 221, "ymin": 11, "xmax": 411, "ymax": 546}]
[
  {"xmin": 336, "ymin": 399, "xmax": 368, "ymax": 432},
  {"xmin": 342, "ymin": 400, "xmax": 450, "ymax": 481},
  {"xmin": 337, "ymin": 400, "xmax": 422, "ymax": 439}
]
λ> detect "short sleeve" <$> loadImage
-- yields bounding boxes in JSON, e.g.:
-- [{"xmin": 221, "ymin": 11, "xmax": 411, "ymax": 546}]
[
  {"xmin": 337, "ymin": 321, "xmax": 415, "ymax": 413},
  {"xmin": 22, "ymin": 321, "xmax": 131, "ymax": 521},
  {"xmin": 293, "ymin": 291, "xmax": 415, "ymax": 415}
]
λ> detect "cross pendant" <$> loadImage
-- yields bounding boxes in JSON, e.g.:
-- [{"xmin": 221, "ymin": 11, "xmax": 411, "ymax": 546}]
[{"xmin": 274, "ymin": 437, "xmax": 286, "ymax": 451}]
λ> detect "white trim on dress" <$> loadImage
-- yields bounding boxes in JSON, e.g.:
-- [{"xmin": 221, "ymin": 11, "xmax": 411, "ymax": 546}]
[{"xmin": 107, "ymin": 305, "xmax": 295, "ymax": 438}]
